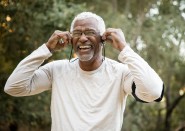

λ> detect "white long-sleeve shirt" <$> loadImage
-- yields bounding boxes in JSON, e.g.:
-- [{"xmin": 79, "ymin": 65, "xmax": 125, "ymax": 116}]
[{"xmin": 4, "ymin": 44, "xmax": 164, "ymax": 131}]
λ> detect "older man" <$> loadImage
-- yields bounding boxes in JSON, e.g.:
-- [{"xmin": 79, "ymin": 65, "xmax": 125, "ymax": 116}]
[{"xmin": 4, "ymin": 12, "xmax": 164, "ymax": 131}]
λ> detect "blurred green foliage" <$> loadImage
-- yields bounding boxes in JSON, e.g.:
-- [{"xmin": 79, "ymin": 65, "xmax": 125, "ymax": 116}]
[{"xmin": 0, "ymin": 0, "xmax": 185, "ymax": 131}]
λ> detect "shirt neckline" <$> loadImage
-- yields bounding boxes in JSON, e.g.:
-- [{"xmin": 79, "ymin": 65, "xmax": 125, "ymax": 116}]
[{"xmin": 76, "ymin": 59, "xmax": 105, "ymax": 75}]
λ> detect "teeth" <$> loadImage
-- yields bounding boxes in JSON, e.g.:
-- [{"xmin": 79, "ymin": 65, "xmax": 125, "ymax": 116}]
[{"xmin": 79, "ymin": 45, "xmax": 91, "ymax": 49}]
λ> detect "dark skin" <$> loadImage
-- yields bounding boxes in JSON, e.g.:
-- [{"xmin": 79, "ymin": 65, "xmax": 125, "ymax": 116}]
[
  {"xmin": 72, "ymin": 18, "xmax": 103, "ymax": 71},
  {"xmin": 46, "ymin": 17, "xmax": 127, "ymax": 71}
]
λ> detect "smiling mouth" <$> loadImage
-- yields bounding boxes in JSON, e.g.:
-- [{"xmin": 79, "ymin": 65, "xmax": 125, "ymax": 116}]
[{"xmin": 78, "ymin": 45, "xmax": 92, "ymax": 50}]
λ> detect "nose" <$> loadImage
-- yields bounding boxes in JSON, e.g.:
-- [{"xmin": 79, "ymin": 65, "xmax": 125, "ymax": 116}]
[{"xmin": 78, "ymin": 33, "xmax": 88, "ymax": 43}]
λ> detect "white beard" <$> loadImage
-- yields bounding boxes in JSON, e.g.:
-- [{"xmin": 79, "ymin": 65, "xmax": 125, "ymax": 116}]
[{"xmin": 76, "ymin": 51, "xmax": 94, "ymax": 61}]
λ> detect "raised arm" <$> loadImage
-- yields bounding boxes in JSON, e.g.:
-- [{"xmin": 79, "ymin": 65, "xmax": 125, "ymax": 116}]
[
  {"xmin": 4, "ymin": 30, "xmax": 71, "ymax": 96},
  {"xmin": 4, "ymin": 44, "xmax": 53, "ymax": 96},
  {"xmin": 102, "ymin": 28, "xmax": 164, "ymax": 102}
]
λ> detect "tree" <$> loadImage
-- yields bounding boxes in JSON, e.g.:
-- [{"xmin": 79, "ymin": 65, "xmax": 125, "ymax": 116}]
[
  {"xmin": 0, "ymin": 0, "xmax": 84, "ymax": 130},
  {"xmin": 1, "ymin": 0, "xmax": 185, "ymax": 130}
]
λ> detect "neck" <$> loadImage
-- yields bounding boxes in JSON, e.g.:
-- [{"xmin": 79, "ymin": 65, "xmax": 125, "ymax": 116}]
[{"xmin": 79, "ymin": 56, "xmax": 103, "ymax": 71}]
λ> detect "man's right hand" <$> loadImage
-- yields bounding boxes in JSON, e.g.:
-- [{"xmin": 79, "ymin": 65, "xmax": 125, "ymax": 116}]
[{"xmin": 46, "ymin": 30, "xmax": 72, "ymax": 52}]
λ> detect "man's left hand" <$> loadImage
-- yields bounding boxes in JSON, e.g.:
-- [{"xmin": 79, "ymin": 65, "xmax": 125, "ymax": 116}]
[{"xmin": 102, "ymin": 28, "xmax": 127, "ymax": 51}]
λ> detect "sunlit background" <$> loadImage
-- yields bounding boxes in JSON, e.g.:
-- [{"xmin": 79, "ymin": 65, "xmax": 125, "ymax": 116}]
[{"xmin": 0, "ymin": 0, "xmax": 185, "ymax": 131}]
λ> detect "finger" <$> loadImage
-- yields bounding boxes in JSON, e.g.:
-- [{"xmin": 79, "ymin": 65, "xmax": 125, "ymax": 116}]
[
  {"xmin": 49, "ymin": 31, "xmax": 63, "ymax": 43},
  {"xmin": 54, "ymin": 30, "xmax": 63, "ymax": 34},
  {"xmin": 66, "ymin": 32, "xmax": 72, "ymax": 45},
  {"xmin": 106, "ymin": 35, "xmax": 113, "ymax": 43},
  {"xmin": 102, "ymin": 28, "xmax": 116, "ymax": 40},
  {"xmin": 57, "ymin": 31, "xmax": 72, "ymax": 45}
]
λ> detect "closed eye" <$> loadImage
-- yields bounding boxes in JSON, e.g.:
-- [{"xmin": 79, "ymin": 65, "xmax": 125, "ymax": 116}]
[{"xmin": 85, "ymin": 30, "xmax": 96, "ymax": 36}]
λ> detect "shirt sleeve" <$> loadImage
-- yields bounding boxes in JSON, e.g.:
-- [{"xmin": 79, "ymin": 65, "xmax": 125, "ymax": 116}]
[
  {"xmin": 118, "ymin": 46, "xmax": 164, "ymax": 102},
  {"xmin": 4, "ymin": 44, "xmax": 53, "ymax": 96}
]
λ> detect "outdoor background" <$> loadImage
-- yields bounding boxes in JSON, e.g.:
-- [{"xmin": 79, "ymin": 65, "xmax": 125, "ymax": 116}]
[{"xmin": 0, "ymin": 0, "xmax": 185, "ymax": 131}]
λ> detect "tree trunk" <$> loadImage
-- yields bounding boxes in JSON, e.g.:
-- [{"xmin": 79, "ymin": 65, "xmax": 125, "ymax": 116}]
[
  {"xmin": 165, "ymin": 82, "xmax": 185, "ymax": 131},
  {"xmin": 111, "ymin": 0, "xmax": 117, "ymax": 13}
]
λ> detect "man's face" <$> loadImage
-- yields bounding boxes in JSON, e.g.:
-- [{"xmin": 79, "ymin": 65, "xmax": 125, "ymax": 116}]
[{"xmin": 71, "ymin": 18, "xmax": 102, "ymax": 62}]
